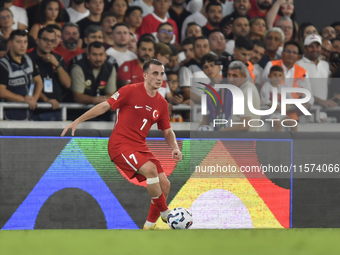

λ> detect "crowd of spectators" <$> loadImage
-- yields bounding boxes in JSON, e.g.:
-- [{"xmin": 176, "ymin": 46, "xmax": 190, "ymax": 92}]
[{"xmin": 0, "ymin": 0, "xmax": 340, "ymax": 131}]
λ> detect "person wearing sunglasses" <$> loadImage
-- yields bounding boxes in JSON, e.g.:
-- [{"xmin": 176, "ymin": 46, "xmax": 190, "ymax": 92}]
[
  {"xmin": 156, "ymin": 22, "xmax": 174, "ymax": 45},
  {"xmin": 0, "ymin": 29, "xmax": 43, "ymax": 120},
  {"xmin": 27, "ymin": 26, "xmax": 71, "ymax": 121}
]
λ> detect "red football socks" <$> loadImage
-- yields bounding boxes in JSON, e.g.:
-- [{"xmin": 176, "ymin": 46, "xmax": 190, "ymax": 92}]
[
  {"xmin": 146, "ymin": 202, "xmax": 160, "ymax": 223},
  {"xmin": 151, "ymin": 193, "xmax": 168, "ymax": 212}
]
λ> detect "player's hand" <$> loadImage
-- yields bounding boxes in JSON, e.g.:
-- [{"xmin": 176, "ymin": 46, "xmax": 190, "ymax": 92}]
[
  {"xmin": 61, "ymin": 121, "xmax": 79, "ymax": 137},
  {"xmin": 172, "ymin": 149, "xmax": 182, "ymax": 162}
]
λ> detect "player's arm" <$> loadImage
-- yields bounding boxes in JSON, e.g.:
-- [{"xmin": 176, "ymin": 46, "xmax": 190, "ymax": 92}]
[
  {"xmin": 61, "ymin": 101, "xmax": 111, "ymax": 136},
  {"xmin": 162, "ymin": 128, "xmax": 182, "ymax": 162}
]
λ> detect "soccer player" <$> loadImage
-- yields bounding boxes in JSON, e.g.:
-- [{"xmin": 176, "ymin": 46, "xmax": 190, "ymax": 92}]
[{"xmin": 61, "ymin": 58, "xmax": 182, "ymax": 229}]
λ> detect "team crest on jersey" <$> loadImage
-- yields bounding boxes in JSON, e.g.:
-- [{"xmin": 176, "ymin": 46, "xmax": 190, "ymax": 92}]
[
  {"xmin": 111, "ymin": 91, "xmax": 120, "ymax": 100},
  {"xmin": 124, "ymin": 65, "xmax": 129, "ymax": 72},
  {"xmin": 152, "ymin": 109, "xmax": 159, "ymax": 120}
]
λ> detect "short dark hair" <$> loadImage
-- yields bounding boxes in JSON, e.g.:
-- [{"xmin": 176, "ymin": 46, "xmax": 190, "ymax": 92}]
[
  {"xmin": 84, "ymin": 25, "xmax": 104, "ymax": 38},
  {"xmin": 206, "ymin": 1, "xmax": 222, "ymax": 13},
  {"xmin": 88, "ymin": 41, "xmax": 105, "ymax": 53},
  {"xmin": 166, "ymin": 70, "xmax": 177, "ymax": 77},
  {"xmin": 139, "ymin": 33, "xmax": 156, "ymax": 42},
  {"xmin": 45, "ymin": 24, "xmax": 62, "ymax": 32},
  {"xmin": 62, "ymin": 22, "xmax": 80, "ymax": 34},
  {"xmin": 112, "ymin": 22, "xmax": 129, "ymax": 32},
  {"xmin": 157, "ymin": 22, "xmax": 173, "ymax": 32},
  {"xmin": 109, "ymin": 0, "xmax": 129, "ymax": 9},
  {"xmin": 169, "ymin": 44, "xmax": 178, "ymax": 56},
  {"xmin": 200, "ymin": 53, "xmax": 218, "ymax": 66},
  {"xmin": 208, "ymin": 29, "xmax": 225, "ymax": 39},
  {"xmin": 37, "ymin": 27, "xmax": 55, "ymax": 38},
  {"xmin": 193, "ymin": 36, "xmax": 208, "ymax": 48},
  {"xmin": 137, "ymin": 36, "xmax": 156, "ymax": 49},
  {"xmin": 186, "ymin": 22, "xmax": 200, "ymax": 37},
  {"xmin": 331, "ymin": 38, "xmax": 340, "ymax": 45},
  {"xmin": 125, "ymin": 6, "xmax": 142, "ymax": 18},
  {"xmin": 100, "ymin": 11, "xmax": 117, "ymax": 24},
  {"xmin": 270, "ymin": 65, "xmax": 284, "ymax": 74},
  {"xmin": 9, "ymin": 29, "xmax": 28, "ymax": 41},
  {"xmin": 283, "ymin": 41, "xmax": 302, "ymax": 54},
  {"xmin": 331, "ymin": 21, "xmax": 340, "ymax": 28},
  {"xmin": 143, "ymin": 58, "xmax": 163, "ymax": 72},
  {"xmin": 232, "ymin": 16, "xmax": 248, "ymax": 25},
  {"xmin": 252, "ymin": 39, "xmax": 265, "ymax": 49},
  {"xmin": 181, "ymin": 36, "xmax": 194, "ymax": 46},
  {"xmin": 235, "ymin": 36, "xmax": 254, "ymax": 51}
]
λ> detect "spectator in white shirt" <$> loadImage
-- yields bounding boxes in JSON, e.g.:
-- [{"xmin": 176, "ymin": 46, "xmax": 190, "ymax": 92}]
[
  {"xmin": 3, "ymin": 0, "xmax": 28, "ymax": 30},
  {"xmin": 67, "ymin": 0, "xmax": 90, "ymax": 23},
  {"xmin": 296, "ymin": 34, "xmax": 335, "ymax": 109},
  {"xmin": 106, "ymin": 23, "xmax": 137, "ymax": 67}
]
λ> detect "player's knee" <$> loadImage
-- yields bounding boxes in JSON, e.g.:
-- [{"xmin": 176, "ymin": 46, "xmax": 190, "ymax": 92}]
[{"xmin": 144, "ymin": 162, "xmax": 158, "ymax": 178}]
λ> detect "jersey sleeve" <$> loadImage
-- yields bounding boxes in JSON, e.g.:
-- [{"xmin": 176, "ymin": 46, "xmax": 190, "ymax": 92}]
[
  {"xmin": 157, "ymin": 99, "xmax": 171, "ymax": 130},
  {"xmin": 118, "ymin": 62, "xmax": 132, "ymax": 82},
  {"xmin": 107, "ymin": 85, "xmax": 130, "ymax": 110}
]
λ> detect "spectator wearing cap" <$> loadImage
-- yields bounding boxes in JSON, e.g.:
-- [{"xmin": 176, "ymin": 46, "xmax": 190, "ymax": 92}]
[
  {"xmin": 179, "ymin": 36, "xmax": 210, "ymax": 102},
  {"xmin": 76, "ymin": 0, "xmax": 104, "ymax": 42},
  {"xmin": 106, "ymin": 23, "xmax": 137, "ymax": 67},
  {"xmin": 168, "ymin": 0, "xmax": 191, "ymax": 42},
  {"xmin": 3, "ymin": 0, "xmax": 28, "ymax": 30},
  {"xmin": 124, "ymin": 6, "xmax": 143, "ymax": 40},
  {"xmin": 100, "ymin": 12, "xmax": 117, "ymax": 49},
  {"xmin": 130, "ymin": 0, "xmax": 154, "ymax": 17},
  {"xmin": 296, "ymin": 34, "xmax": 333, "ymax": 109},
  {"xmin": 66, "ymin": 0, "xmax": 90, "ymax": 23},
  {"xmin": 321, "ymin": 26, "xmax": 336, "ymax": 41},
  {"xmin": 225, "ymin": 17, "xmax": 250, "ymax": 54},
  {"xmin": 250, "ymin": 39, "xmax": 265, "ymax": 88},
  {"xmin": 262, "ymin": 41, "xmax": 314, "ymax": 113},
  {"xmin": 117, "ymin": 37, "xmax": 155, "ymax": 87},
  {"xmin": 156, "ymin": 22, "xmax": 175, "ymax": 45},
  {"xmin": 201, "ymin": 1, "xmax": 223, "ymax": 38},
  {"xmin": 258, "ymin": 27, "xmax": 284, "ymax": 69},
  {"xmin": 55, "ymin": 22, "xmax": 84, "ymax": 68},
  {"xmin": 136, "ymin": 0, "xmax": 179, "ymax": 44},
  {"xmin": 209, "ymin": 30, "xmax": 226, "ymax": 57}
]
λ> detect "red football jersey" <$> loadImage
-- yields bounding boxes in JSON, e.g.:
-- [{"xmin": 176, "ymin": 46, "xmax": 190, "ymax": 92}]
[
  {"xmin": 136, "ymin": 13, "xmax": 179, "ymax": 44},
  {"xmin": 107, "ymin": 82, "xmax": 171, "ymax": 160}
]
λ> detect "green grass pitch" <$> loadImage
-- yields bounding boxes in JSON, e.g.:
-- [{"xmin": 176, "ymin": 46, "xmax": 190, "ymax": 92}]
[{"xmin": 1, "ymin": 229, "xmax": 339, "ymax": 255}]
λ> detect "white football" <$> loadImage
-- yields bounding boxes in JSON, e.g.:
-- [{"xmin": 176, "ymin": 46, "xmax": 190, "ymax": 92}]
[{"xmin": 167, "ymin": 207, "xmax": 193, "ymax": 229}]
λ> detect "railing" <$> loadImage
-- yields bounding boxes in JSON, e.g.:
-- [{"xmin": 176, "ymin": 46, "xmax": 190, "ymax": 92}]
[{"xmin": 0, "ymin": 102, "xmax": 200, "ymax": 121}]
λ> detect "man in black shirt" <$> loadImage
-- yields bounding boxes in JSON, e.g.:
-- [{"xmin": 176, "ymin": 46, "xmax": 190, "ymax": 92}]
[
  {"xmin": 77, "ymin": 0, "xmax": 104, "ymax": 44},
  {"xmin": 0, "ymin": 30, "xmax": 43, "ymax": 120},
  {"xmin": 168, "ymin": 0, "xmax": 191, "ymax": 42},
  {"xmin": 28, "ymin": 27, "xmax": 71, "ymax": 121}
]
